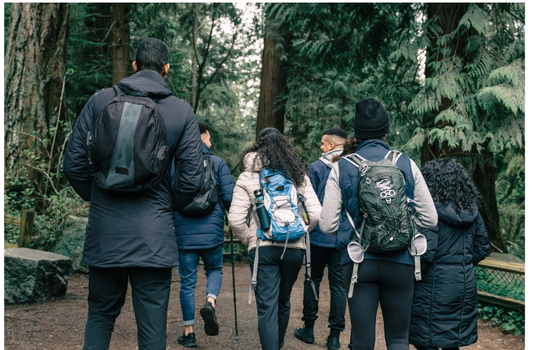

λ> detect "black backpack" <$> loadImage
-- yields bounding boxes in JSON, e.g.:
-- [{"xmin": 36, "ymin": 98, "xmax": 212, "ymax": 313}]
[
  {"xmin": 87, "ymin": 86, "xmax": 170, "ymax": 191},
  {"xmin": 177, "ymin": 152, "xmax": 219, "ymax": 217}
]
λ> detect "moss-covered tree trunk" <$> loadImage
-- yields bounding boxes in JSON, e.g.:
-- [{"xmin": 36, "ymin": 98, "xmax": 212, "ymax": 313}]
[
  {"xmin": 256, "ymin": 18, "xmax": 289, "ymax": 139},
  {"xmin": 4, "ymin": 3, "xmax": 70, "ymax": 195},
  {"xmin": 112, "ymin": 3, "xmax": 130, "ymax": 85}
]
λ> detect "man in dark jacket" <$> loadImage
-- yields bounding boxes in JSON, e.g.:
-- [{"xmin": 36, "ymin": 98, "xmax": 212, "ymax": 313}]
[
  {"xmin": 174, "ymin": 122, "xmax": 234, "ymax": 347},
  {"xmin": 63, "ymin": 38, "xmax": 204, "ymax": 350},
  {"xmin": 294, "ymin": 128, "xmax": 347, "ymax": 350}
]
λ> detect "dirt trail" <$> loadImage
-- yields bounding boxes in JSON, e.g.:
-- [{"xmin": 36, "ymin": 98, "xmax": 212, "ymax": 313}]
[{"xmin": 4, "ymin": 262, "xmax": 524, "ymax": 350}]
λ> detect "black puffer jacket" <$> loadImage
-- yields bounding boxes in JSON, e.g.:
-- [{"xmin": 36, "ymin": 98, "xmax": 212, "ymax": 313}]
[
  {"xmin": 409, "ymin": 201, "xmax": 490, "ymax": 348},
  {"xmin": 64, "ymin": 70, "xmax": 204, "ymax": 268}
]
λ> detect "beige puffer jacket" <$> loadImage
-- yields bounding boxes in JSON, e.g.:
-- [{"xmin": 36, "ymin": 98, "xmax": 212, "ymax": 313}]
[{"xmin": 228, "ymin": 152, "xmax": 322, "ymax": 252}]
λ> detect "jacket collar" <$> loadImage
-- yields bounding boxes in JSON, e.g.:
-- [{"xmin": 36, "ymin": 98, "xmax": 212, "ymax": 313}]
[
  {"xmin": 133, "ymin": 69, "xmax": 168, "ymax": 86},
  {"xmin": 202, "ymin": 142, "xmax": 211, "ymax": 154},
  {"xmin": 357, "ymin": 139, "xmax": 390, "ymax": 152},
  {"xmin": 319, "ymin": 149, "xmax": 343, "ymax": 168},
  {"xmin": 117, "ymin": 70, "xmax": 172, "ymax": 97}
]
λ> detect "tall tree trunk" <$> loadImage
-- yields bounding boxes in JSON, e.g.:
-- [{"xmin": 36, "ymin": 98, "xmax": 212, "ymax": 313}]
[
  {"xmin": 191, "ymin": 3, "xmax": 199, "ymax": 107},
  {"xmin": 4, "ymin": 3, "xmax": 70, "ymax": 196},
  {"xmin": 86, "ymin": 3, "xmax": 112, "ymax": 57},
  {"xmin": 472, "ymin": 148, "xmax": 505, "ymax": 249},
  {"xmin": 112, "ymin": 3, "xmax": 130, "ymax": 85},
  {"xmin": 256, "ymin": 18, "xmax": 289, "ymax": 139},
  {"xmin": 422, "ymin": 3, "xmax": 503, "ymax": 250}
]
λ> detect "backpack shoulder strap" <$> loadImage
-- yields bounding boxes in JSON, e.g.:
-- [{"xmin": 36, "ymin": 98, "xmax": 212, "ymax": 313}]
[
  {"xmin": 385, "ymin": 150, "xmax": 403, "ymax": 164},
  {"xmin": 112, "ymin": 85, "xmax": 124, "ymax": 97},
  {"xmin": 343, "ymin": 153, "xmax": 364, "ymax": 168}
]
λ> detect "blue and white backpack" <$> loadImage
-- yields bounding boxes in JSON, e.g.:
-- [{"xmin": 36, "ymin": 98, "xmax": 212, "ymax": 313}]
[
  {"xmin": 248, "ymin": 168, "xmax": 317, "ymax": 304},
  {"xmin": 257, "ymin": 169, "xmax": 308, "ymax": 244}
]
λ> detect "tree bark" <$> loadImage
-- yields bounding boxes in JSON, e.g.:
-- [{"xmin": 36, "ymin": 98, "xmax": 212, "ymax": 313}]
[
  {"xmin": 112, "ymin": 3, "xmax": 130, "ymax": 85},
  {"xmin": 471, "ymin": 148, "xmax": 505, "ymax": 249},
  {"xmin": 191, "ymin": 3, "xmax": 199, "ymax": 107},
  {"xmin": 86, "ymin": 3, "xmax": 112, "ymax": 57},
  {"xmin": 4, "ymin": 3, "xmax": 70, "ymax": 192},
  {"xmin": 256, "ymin": 18, "xmax": 289, "ymax": 139}
]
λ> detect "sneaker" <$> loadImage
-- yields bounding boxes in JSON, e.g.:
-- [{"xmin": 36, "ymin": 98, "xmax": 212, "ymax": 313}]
[
  {"xmin": 178, "ymin": 333, "xmax": 197, "ymax": 348},
  {"xmin": 200, "ymin": 301, "xmax": 219, "ymax": 336},
  {"xmin": 294, "ymin": 326, "xmax": 315, "ymax": 344},
  {"xmin": 326, "ymin": 335, "xmax": 341, "ymax": 350}
]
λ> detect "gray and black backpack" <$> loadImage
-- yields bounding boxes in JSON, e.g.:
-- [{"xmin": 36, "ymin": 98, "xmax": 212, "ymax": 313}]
[{"xmin": 87, "ymin": 86, "xmax": 170, "ymax": 191}]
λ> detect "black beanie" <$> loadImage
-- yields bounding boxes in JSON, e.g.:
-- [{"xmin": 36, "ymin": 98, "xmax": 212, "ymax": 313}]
[
  {"xmin": 258, "ymin": 127, "xmax": 281, "ymax": 139},
  {"xmin": 353, "ymin": 97, "xmax": 390, "ymax": 139}
]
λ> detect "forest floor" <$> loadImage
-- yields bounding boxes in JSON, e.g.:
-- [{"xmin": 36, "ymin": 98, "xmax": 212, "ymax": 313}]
[{"xmin": 5, "ymin": 262, "xmax": 525, "ymax": 350}]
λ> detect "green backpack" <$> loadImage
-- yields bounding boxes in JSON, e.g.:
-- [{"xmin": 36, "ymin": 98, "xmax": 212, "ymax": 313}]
[
  {"xmin": 345, "ymin": 150, "xmax": 415, "ymax": 253},
  {"xmin": 344, "ymin": 151, "xmax": 427, "ymax": 298}
]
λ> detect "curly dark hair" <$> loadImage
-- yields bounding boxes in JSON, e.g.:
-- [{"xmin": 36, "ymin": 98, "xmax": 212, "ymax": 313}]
[
  {"xmin": 421, "ymin": 158, "xmax": 482, "ymax": 212},
  {"xmin": 242, "ymin": 132, "xmax": 307, "ymax": 187}
]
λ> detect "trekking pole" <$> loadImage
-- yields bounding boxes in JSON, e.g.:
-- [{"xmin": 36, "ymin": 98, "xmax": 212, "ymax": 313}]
[{"xmin": 229, "ymin": 226, "xmax": 240, "ymax": 340}]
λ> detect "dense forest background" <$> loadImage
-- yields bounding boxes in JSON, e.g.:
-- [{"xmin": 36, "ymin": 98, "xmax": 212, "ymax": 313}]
[{"xmin": 4, "ymin": 3, "xmax": 525, "ymax": 259}]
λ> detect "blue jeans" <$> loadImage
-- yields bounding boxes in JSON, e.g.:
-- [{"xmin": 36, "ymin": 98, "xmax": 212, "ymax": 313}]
[{"xmin": 178, "ymin": 245, "xmax": 223, "ymax": 325}]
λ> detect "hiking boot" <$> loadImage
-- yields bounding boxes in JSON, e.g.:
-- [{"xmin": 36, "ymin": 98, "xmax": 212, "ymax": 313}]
[
  {"xmin": 326, "ymin": 335, "xmax": 341, "ymax": 350},
  {"xmin": 294, "ymin": 326, "xmax": 315, "ymax": 344},
  {"xmin": 178, "ymin": 333, "xmax": 197, "ymax": 348},
  {"xmin": 200, "ymin": 301, "xmax": 219, "ymax": 336}
]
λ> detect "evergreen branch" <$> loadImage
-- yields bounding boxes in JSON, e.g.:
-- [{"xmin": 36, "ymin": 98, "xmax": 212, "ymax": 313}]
[
  {"xmin": 67, "ymin": 64, "xmax": 111, "ymax": 82},
  {"xmin": 200, "ymin": 26, "xmax": 238, "ymax": 92},
  {"xmin": 70, "ymin": 14, "xmax": 113, "ymax": 22},
  {"xmin": 502, "ymin": 6, "xmax": 524, "ymax": 25}
]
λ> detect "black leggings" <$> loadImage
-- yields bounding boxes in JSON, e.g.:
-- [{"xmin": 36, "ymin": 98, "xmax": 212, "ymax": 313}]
[
  {"xmin": 415, "ymin": 347, "xmax": 459, "ymax": 350},
  {"xmin": 343, "ymin": 259, "xmax": 414, "ymax": 350}
]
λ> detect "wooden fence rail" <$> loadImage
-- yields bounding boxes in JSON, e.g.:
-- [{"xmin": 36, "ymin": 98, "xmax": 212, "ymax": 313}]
[
  {"xmin": 476, "ymin": 257, "xmax": 525, "ymax": 309},
  {"xmin": 4, "ymin": 209, "xmax": 35, "ymax": 248}
]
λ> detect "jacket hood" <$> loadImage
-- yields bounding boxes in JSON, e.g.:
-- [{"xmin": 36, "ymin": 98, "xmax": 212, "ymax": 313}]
[
  {"xmin": 435, "ymin": 201, "xmax": 477, "ymax": 229},
  {"xmin": 243, "ymin": 152, "xmax": 264, "ymax": 172},
  {"xmin": 319, "ymin": 149, "xmax": 343, "ymax": 169},
  {"xmin": 117, "ymin": 70, "xmax": 172, "ymax": 97}
]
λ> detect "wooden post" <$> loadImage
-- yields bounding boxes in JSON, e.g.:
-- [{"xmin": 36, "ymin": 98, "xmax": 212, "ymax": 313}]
[{"xmin": 18, "ymin": 209, "xmax": 35, "ymax": 248}]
